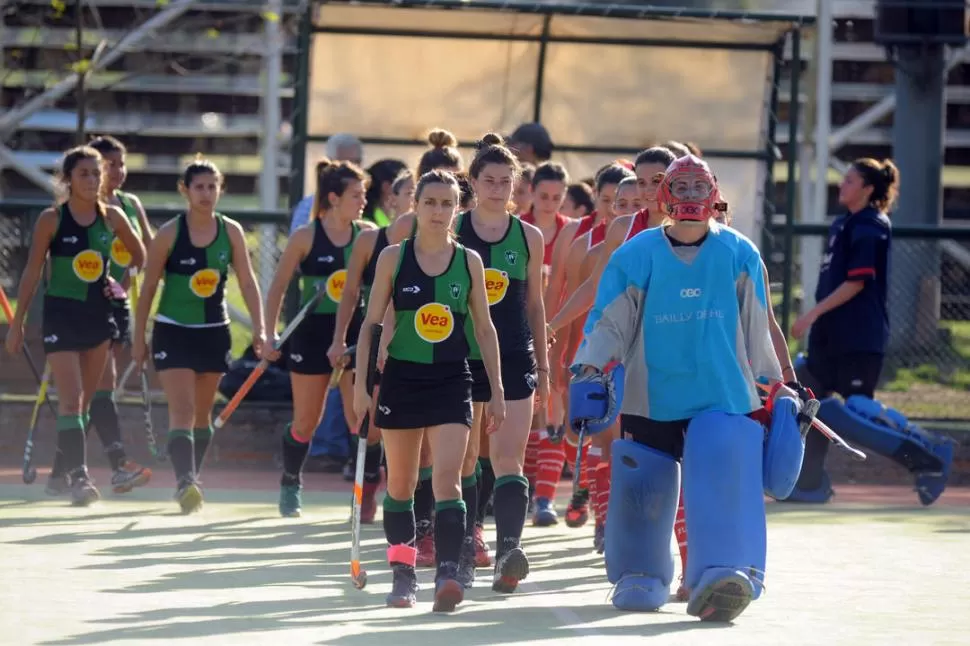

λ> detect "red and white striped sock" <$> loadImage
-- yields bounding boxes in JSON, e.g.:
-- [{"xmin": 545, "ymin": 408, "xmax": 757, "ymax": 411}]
[
  {"xmin": 535, "ymin": 435, "xmax": 566, "ymax": 502},
  {"xmin": 523, "ymin": 430, "xmax": 541, "ymax": 489}
]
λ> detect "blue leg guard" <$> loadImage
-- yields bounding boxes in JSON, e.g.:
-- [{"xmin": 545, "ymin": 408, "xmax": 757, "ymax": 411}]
[
  {"xmin": 820, "ymin": 396, "xmax": 954, "ymax": 505},
  {"xmin": 683, "ymin": 412, "xmax": 766, "ymax": 622},
  {"xmin": 763, "ymin": 397, "xmax": 807, "ymax": 500},
  {"xmin": 605, "ymin": 439, "xmax": 679, "ymax": 612}
]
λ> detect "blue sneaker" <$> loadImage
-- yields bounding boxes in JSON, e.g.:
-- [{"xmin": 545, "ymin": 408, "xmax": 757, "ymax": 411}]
[
  {"xmin": 279, "ymin": 483, "xmax": 303, "ymax": 518},
  {"xmin": 915, "ymin": 438, "xmax": 955, "ymax": 506},
  {"xmin": 532, "ymin": 496, "xmax": 558, "ymax": 526}
]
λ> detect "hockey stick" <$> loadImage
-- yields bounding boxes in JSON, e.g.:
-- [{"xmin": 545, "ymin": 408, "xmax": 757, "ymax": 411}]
[
  {"xmin": 569, "ymin": 422, "xmax": 588, "ymax": 504},
  {"xmin": 351, "ymin": 323, "xmax": 382, "ymax": 591},
  {"xmin": 141, "ymin": 369, "xmax": 164, "ymax": 462},
  {"xmin": 22, "ymin": 363, "xmax": 51, "ymax": 484},
  {"xmin": 757, "ymin": 382, "xmax": 867, "ymax": 462},
  {"xmin": 0, "ymin": 285, "xmax": 58, "ymax": 417},
  {"xmin": 214, "ymin": 285, "xmax": 327, "ymax": 429}
]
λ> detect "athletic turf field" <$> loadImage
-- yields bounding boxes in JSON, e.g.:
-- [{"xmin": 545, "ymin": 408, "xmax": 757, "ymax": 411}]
[{"xmin": 1, "ymin": 468, "xmax": 968, "ymax": 646}]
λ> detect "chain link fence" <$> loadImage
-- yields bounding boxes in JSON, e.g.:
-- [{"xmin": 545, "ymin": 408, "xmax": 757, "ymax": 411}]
[
  {"xmin": 0, "ymin": 198, "xmax": 288, "ymax": 359},
  {"xmin": 767, "ymin": 223, "xmax": 970, "ymax": 423}
]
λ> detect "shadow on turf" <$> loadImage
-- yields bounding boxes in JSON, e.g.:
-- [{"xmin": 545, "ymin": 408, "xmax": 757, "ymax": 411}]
[{"xmin": 33, "ymin": 518, "xmax": 720, "ymax": 645}]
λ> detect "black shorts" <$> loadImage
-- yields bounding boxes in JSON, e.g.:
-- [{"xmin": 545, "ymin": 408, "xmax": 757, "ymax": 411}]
[
  {"xmin": 376, "ymin": 358, "xmax": 473, "ymax": 430},
  {"xmin": 620, "ymin": 414, "xmax": 688, "ymax": 460},
  {"xmin": 469, "ymin": 351, "xmax": 538, "ymax": 403},
  {"xmin": 287, "ymin": 312, "xmax": 361, "ymax": 375},
  {"xmin": 110, "ymin": 301, "xmax": 131, "ymax": 346},
  {"xmin": 152, "ymin": 321, "xmax": 232, "ymax": 374},
  {"xmin": 42, "ymin": 296, "xmax": 115, "ymax": 354},
  {"xmin": 804, "ymin": 351, "xmax": 883, "ymax": 399}
]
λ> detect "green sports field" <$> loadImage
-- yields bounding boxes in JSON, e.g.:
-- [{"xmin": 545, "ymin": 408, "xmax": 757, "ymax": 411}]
[{"xmin": 1, "ymin": 477, "xmax": 968, "ymax": 646}]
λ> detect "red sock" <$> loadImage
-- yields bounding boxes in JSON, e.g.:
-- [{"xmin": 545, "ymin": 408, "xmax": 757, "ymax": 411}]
[
  {"xmin": 563, "ymin": 439, "xmax": 578, "ymax": 473},
  {"xmin": 674, "ymin": 488, "xmax": 688, "ymax": 576},
  {"xmin": 535, "ymin": 435, "xmax": 566, "ymax": 501},
  {"xmin": 593, "ymin": 460, "xmax": 611, "ymax": 524},
  {"xmin": 524, "ymin": 430, "xmax": 541, "ymax": 488}
]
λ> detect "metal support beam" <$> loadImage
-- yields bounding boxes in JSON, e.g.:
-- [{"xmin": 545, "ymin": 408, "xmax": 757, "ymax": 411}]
[
  {"xmin": 0, "ymin": 0, "xmax": 198, "ymax": 138},
  {"xmin": 0, "ymin": 146, "xmax": 55, "ymax": 194},
  {"xmin": 828, "ymin": 43, "xmax": 970, "ymax": 152},
  {"xmin": 801, "ymin": 0, "xmax": 833, "ymax": 318},
  {"xmin": 258, "ymin": 0, "xmax": 283, "ymax": 299}
]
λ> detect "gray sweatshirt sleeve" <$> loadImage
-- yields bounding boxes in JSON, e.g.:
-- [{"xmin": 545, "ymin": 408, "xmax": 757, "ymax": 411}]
[
  {"xmin": 571, "ymin": 244, "xmax": 645, "ymax": 373},
  {"xmin": 737, "ymin": 246, "xmax": 783, "ymax": 391}
]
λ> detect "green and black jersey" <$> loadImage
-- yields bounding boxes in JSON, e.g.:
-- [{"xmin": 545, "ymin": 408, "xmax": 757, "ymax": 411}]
[
  {"xmin": 156, "ymin": 213, "xmax": 232, "ymax": 327},
  {"xmin": 455, "ymin": 211, "xmax": 532, "ymax": 358},
  {"xmin": 108, "ymin": 190, "xmax": 142, "ymax": 282},
  {"xmin": 45, "ymin": 204, "xmax": 113, "ymax": 307},
  {"xmin": 300, "ymin": 218, "xmax": 363, "ymax": 314},
  {"xmin": 360, "ymin": 226, "xmax": 389, "ymax": 306},
  {"xmin": 388, "ymin": 239, "xmax": 474, "ymax": 365}
]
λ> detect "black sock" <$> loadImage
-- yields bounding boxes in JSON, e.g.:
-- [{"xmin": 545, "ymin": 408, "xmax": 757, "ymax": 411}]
[
  {"xmin": 56, "ymin": 415, "xmax": 86, "ymax": 478},
  {"xmin": 167, "ymin": 429, "xmax": 195, "ymax": 481},
  {"xmin": 492, "ymin": 475, "xmax": 528, "ymax": 557},
  {"xmin": 796, "ymin": 428, "xmax": 831, "ymax": 491},
  {"xmin": 414, "ymin": 466, "xmax": 435, "ymax": 537},
  {"xmin": 461, "ymin": 473, "xmax": 478, "ymax": 538},
  {"xmin": 89, "ymin": 391, "xmax": 126, "ymax": 470},
  {"xmin": 280, "ymin": 425, "xmax": 311, "ymax": 487},
  {"xmin": 193, "ymin": 426, "xmax": 214, "ymax": 475},
  {"xmin": 476, "ymin": 457, "xmax": 495, "ymax": 526},
  {"xmin": 434, "ymin": 501, "xmax": 466, "ymax": 568},
  {"xmin": 383, "ymin": 495, "xmax": 416, "ymax": 564},
  {"xmin": 363, "ymin": 442, "xmax": 383, "ymax": 484}
]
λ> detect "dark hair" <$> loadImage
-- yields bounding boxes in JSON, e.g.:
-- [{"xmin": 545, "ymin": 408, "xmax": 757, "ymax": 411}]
[
  {"xmin": 594, "ymin": 163, "xmax": 635, "ymax": 193},
  {"xmin": 508, "ymin": 122, "xmax": 554, "ymax": 161},
  {"xmin": 57, "ymin": 146, "xmax": 105, "ymax": 209},
  {"xmin": 663, "ymin": 141, "xmax": 691, "ymax": 158},
  {"xmin": 314, "ymin": 158, "xmax": 367, "ymax": 217},
  {"xmin": 566, "ymin": 182, "xmax": 594, "ymax": 214},
  {"xmin": 635, "ymin": 146, "xmax": 677, "ymax": 169},
  {"xmin": 392, "ymin": 170, "xmax": 414, "ymax": 195},
  {"xmin": 684, "ymin": 142, "xmax": 703, "ymax": 157},
  {"xmin": 519, "ymin": 163, "xmax": 536, "ymax": 185},
  {"xmin": 181, "ymin": 155, "xmax": 224, "ymax": 188},
  {"xmin": 363, "ymin": 158, "xmax": 408, "ymax": 223},
  {"xmin": 469, "ymin": 133, "xmax": 520, "ymax": 179},
  {"xmin": 417, "ymin": 129, "xmax": 462, "ymax": 176},
  {"xmin": 455, "ymin": 171, "xmax": 475, "ymax": 210},
  {"xmin": 414, "ymin": 169, "xmax": 460, "ymax": 202},
  {"xmin": 852, "ymin": 157, "xmax": 900, "ymax": 212},
  {"xmin": 88, "ymin": 135, "xmax": 126, "ymax": 157},
  {"xmin": 532, "ymin": 161, "xmax": 569, "ymax": 189}
]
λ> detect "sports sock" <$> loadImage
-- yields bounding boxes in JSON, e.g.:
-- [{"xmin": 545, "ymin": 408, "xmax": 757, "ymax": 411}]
[
  {"xmin": 56, "ymin": 414, "xmax": 86, "ymax": 477},
  {"xmin": 492, "ymin": 474, "xmax": 528, "ymax": 557},
  {"xmin": 280, "ymin": 424, "xmax": 310, "ymax": 487},
  {"xmin": 434, "ymin": 500, "xmax": 466, "ymax": 567},
  {"xmin": 167, "ymin": 429, "xmax": 195, "ymax": 481},
  {"xmin": 89, "ymin": 391, "xmax": 126, "ymax": 470},
  {"xmin": 383, "ymin": 496, "xmax": 416, "ymax": 565},
  {"xmin": 363, "ymin": 442, "xmax": 383, "ymax": 484},
  {"xmin": 675, "ymin": 489, "xmax": 688, "ymax": 578},
  {"xmin": 461, "ymin": 473, "xmax": 478, "ymax": 537},
  {"xmin": 535, "ymin": 434, "xmax": 565, "ymax": 501},
  {"xmin": 414, "ymin": 466, "xmax": 435, "ymax": 537},
  {"xmin": 193, "ymin": 425, "xmax": 214, "ymax": 474},
  {"xmin": 476, "ymin": 457, "xmax": 495, "ymax": 525}
]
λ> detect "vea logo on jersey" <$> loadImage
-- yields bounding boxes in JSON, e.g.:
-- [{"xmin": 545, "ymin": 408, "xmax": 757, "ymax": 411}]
[
  {"xmin": 72, "ymin": 250, "xmax": 104, "ymax": 283},
  {"xmin": 484, "ymin": 268, "xmax": 509, "ymax": 305},
  {"xmin": 326, "ymin": 269, "xmax": 347, "ymax": 302},
  {"xmin": 110, "ymin": 237, "xmax": 132, "ymax": 267},
  {"xmin": 414, "ymin": 302, "xmax": 454, "ymax": 343},
  {"xmin": 190, "ymin": 269, "xmax": 220, "ymax": 298}
]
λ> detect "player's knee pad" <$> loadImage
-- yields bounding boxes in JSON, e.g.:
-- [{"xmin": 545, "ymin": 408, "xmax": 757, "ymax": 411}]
[
  {"xmin": 683, "ymin": 412, "xmax": 766, "ymax": 600},
  {"xmin": 820, "ymin": 396, "xmax": 948, "ymax": 474},
  {"xmin": 605, "ymin": 439, "xmax": 679, "ymax": 612},
  {"xmin": 763, "ymin": 396, "xmax": 806, "ymax": 500}
]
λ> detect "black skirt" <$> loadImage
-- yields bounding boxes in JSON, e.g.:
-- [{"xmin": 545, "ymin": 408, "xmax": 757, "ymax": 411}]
[{"xmin": 376, "ymin": 357, "xmax": 473, "ymax": 430}]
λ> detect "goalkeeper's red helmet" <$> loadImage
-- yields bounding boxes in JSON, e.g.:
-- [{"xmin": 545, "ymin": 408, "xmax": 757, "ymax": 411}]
[{"xmin": 655, "ymin": 155, "xmax": 727, "ymax": 222}]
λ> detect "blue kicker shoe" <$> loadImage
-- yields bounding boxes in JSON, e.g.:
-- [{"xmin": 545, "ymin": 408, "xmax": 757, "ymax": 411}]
[
  {"xmin": 781, "ymin": 471, "xmax": 834, "ymax": 504},
  {"xmin": 915, "ymin": 438, "xmax": 955, "ymax": 506}
]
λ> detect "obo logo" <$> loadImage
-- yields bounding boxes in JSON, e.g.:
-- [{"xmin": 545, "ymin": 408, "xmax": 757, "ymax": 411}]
[{"xmin": 680, "ymin": 288, "xmax": 702, "ymax": 298}]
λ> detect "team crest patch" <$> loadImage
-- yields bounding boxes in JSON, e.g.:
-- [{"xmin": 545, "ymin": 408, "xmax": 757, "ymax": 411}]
[
  {"xmin": 505, "ymin": 250, "xmax": 518, "ymax": 265},
  {"xmin": 449, "ymin": 282, "xmax": 462, "ymax": 300}
]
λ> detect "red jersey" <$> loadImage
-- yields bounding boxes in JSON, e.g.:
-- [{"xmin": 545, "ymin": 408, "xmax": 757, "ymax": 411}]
[
  {"xmin": 574, "ymin": 213, "xmax": 596, "ymax": 239},
  {"xmin": 625, "ymin": 209, "xmax": 652, "ymax": 241},
  {"xmin": 521, "ymin": 210, "xmax": 569, "ymax": 266}
]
